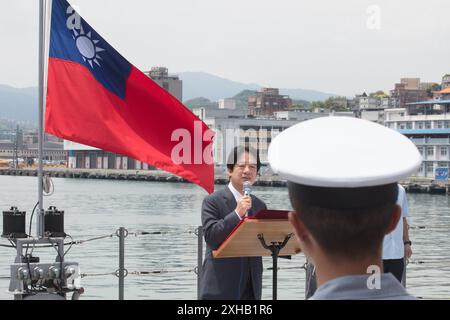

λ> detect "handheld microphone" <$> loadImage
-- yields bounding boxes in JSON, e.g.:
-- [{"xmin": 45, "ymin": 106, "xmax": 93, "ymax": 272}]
[
  {"xmin": 243, "ymin": 181, "xmax": 252, "ymax": 196},
  {"xmin": 243, "ymin": 181, "xmax": 252, "ymax": 217}
]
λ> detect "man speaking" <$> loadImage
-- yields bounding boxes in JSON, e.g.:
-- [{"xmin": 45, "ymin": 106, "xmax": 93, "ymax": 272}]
[{"xmin": 199, "ymin": 146, "xmax": 267, "ymax": 300}]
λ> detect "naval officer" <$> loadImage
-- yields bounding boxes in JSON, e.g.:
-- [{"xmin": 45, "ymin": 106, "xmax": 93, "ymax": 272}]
[{"xmin": 268, "ymin": 116, "xmax": 421, "ymax": 300}]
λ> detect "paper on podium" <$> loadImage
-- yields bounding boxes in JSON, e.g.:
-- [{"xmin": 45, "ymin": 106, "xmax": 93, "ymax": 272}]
[{"xmin": 213, "ymin": 209, "xmax": 301, "ymax": 258}]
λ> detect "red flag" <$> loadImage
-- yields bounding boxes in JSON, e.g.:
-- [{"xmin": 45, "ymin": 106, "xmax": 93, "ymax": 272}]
[{"xmin": 45, "ymin": 0, "xmax": 214, "ymax": 193}]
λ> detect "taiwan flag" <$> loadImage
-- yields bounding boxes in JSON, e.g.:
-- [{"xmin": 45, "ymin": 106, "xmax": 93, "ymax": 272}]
[{"xmin": 45, "ymin": 0, "xmax": 214, "ymax": 193}]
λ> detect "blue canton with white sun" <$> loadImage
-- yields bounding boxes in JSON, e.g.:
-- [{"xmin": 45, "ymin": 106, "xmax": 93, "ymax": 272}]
[
  {"xmin": 49, "ymin": 0, "xmax": 131, "ymax": 99},
  {"xmin": 72, "ymin": 25, "xmax": 105, "ymax": 69}
]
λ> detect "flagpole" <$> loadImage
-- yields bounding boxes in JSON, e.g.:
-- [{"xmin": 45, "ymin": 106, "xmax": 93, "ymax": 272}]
[{"xmin": 37, "ymin": 0, "xmax": 45, "ymax": 238}]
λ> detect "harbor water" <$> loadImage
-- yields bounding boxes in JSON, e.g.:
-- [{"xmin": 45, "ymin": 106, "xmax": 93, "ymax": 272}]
[{"xmin": 0, "ymin": 176, "xmax": 449, "ymax": 300}]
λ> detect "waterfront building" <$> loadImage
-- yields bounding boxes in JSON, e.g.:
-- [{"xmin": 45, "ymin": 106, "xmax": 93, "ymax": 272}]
[
  {"xmin": 390, "ymin": 79, "xmax": 428, "ymax": 109},
  {"xmin": 143, "ymin": 67, "xmax": 183, "ymax": 102},
  {"xmin": 193, "ymin": 108, "xmax": 350, "ymax": 167},
  {"xmin": 64, "ymin": 140, "xmax": 153, "ymax": 170},
  {"xmin": 273, "ymin": 111, "xmax": 326, "ymax": 120},
  {"xmin": 419, "ymin": 82, "xmax": 440, "ymax": 91},
  {"xmin": 357, "ymin": 92, "xmax": 380, "ymax": 110},
  {"xmin": 192, "ymin": 107, "xmax": 246, "ymax": 120},
  {"xmin": 352, "ymin": 92, "xmax": 390, "ymax": 124},
  {"xmin": 434, "ymin": 87, "xmax": 450, "ymax": 100},
  {"xmin": 385, "ymin": 99, "xmax": 450, "ymax": 177},
  {"xmin": 218, "ymin": 98, "xmax": 236, "ymax": 110},
  {"xmin": 360, "ymin": 109, "xmax": 385, "ymax": 124},
  {"xmin": 400, "ymin": 78, "xmax": 420, "ymax": 90},
  {"xmin": 0, "ymin": 143, "xmax": 65, "ymax": 163},
  {"xmin": 0, "ymin": 130, "xmax": 65, "ymax": 163},
  {"xmin": 248, "ymin": 88, "xmax": 292, "ymax": 116},
  {"xmin": 442, "ymin": 74, "xmax": 450, "ymax": 89}
]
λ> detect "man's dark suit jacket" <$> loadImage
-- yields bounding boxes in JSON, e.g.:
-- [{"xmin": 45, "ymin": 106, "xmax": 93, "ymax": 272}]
[{"xmin": 199, "ymin": 186, "xmax": 267, "ymax": 300}]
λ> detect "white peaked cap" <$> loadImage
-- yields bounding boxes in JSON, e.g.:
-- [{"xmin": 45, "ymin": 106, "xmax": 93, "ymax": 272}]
[{"xmin": 268, "ymin": 117, "xmax": 422, "ymax": 188}]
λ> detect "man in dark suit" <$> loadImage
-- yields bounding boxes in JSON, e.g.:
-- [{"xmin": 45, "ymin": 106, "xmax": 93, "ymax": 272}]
[{"xmin": 199, "ymin": 146, "xmax": 267, "ymax": 300}]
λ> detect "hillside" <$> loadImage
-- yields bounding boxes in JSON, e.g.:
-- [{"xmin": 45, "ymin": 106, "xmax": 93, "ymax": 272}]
[
  {"xmin": 0, "ymin": 85, "xmax": 38, "ymax": 124},
  {"xmin": 0, "ymin": 71, "xmax": 338, "ymax": 125},
  {"xmin": 178, "ymin": 71, "xmax": 337, "ymax": 102}
]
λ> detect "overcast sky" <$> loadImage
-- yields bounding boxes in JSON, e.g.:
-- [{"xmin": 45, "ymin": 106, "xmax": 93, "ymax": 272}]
[{"xmin": 1, "ymin": 0, "xmax": 449, "ymax": 96}]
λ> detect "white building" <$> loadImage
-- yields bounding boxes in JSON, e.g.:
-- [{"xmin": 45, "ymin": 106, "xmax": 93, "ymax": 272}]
[
  {"xmin": 360, "ymin": 109, "xmax": 385, "ymax": 124},
  {"xmin": 194, "ymin": 107, "xmax": 354, "ymax": 166},
  {"xmin": 273, "ymin": 111, "xmax": 326, "ymax": 121},
  {"xmin": 380, "ymin": 97, "xmax": 393, "ymax": 109},
  {"xmin": 442, "ymin": 74, "xmax": 450, "ymax": 89},
  {"xmin": 64, "ymin": 141, "xmax": 152, "ymax": 170},
  {"xmin": 385, "ymin": 100, "xmax": 450, "ymax": 177},
  {"xmin": 218, "ymin": 98, "xmax": 236, "ymax": 110},
  {"xmin": 357, "ymin": 93, "xmax": 380, "ymax": 110}
]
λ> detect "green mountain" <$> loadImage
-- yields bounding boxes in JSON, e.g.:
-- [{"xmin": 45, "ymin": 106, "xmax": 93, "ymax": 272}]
[
  {"xmin": 231, "ymin": 89, "xmax": 257, "ymax": 109},
  {"xmin": 184, "ymin": 97, "xmax": 218, "ymax": 109},
  {"xmin": 184, "ymin": 89, "xmax": 312, "ymax": 112}
]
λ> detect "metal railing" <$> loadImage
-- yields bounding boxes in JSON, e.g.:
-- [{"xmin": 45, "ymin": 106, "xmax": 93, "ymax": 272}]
[{"xmin": 1, "ymin": 223, "xmax": 440, "ymax": 299}]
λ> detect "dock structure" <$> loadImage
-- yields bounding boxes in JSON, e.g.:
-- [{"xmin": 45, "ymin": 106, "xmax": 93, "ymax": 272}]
[
  {"xmin": 399, "ymin": 178, "xmax": 450, "ymax": 194},
  {"xmin": 0, "ymin": 167, "xmax": 287, "ymax": 187},
  {"xmin": 1, "ymin": 168, "xmax": 449, "ymax": 192}
]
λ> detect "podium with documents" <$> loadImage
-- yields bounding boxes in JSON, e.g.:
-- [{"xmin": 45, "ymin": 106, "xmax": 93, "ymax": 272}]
[{"xmin": 213, "ymin": 209, "xmax": 301, "ymax": 300}]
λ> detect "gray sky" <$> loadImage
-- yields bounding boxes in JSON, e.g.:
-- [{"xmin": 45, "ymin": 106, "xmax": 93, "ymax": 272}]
[{"xmin": 1, "ymin": 0, "xmax": 449, "ymax": 96}]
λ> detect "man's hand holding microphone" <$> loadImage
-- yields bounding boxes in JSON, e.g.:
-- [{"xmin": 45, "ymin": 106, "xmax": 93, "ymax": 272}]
[{"xmin": 235, "ymin": 181, "xmax": 252, "ymax": 219}]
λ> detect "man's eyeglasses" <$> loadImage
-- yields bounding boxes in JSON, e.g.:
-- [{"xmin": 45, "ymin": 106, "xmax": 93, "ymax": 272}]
[{"xmin": 235, "ymin": 163, "xmax": 257, "ymax": 171}]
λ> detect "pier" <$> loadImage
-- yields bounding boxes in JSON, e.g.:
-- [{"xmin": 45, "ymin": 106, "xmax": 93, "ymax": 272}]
[
  {"xmin": 399, "ymin": 178, "xmax": 450, "ymax": 194},
  {"xmin": 0, "ymin": 168, "xmax": 449, "ymax": 193},
  {"xmin": 0, "ymin": 167, "xmax": 287, "ymax": 187}
]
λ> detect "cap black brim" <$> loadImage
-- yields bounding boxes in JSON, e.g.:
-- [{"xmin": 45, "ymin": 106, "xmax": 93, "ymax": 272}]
[{"xmin": 287, "ymin": 182, "xmax": 399, "ymax": 209}]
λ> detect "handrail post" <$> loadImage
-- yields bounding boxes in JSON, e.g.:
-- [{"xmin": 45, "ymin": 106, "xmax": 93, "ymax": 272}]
[
  {"xmin": 402, "ymin": 257, "xmax": 407, "ymax": 288},
  {"xmin": 118, "ymin": 227, "xmax": 126, "ymax": 300},
  {"xmin": 197, "ymin": 226, "xmax": 203, "ymax": 300}
]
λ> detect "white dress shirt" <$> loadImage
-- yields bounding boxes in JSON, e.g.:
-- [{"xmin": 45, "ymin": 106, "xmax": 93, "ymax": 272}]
[{"xmin": 382, "ymin": 184, "xmax": 409, "ymax": 260}]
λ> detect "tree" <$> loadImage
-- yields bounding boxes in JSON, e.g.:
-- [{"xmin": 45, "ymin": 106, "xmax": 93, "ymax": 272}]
[
  {"xmin": 369, "ymin": 90, "xmax": 388, "ymax": 99},
  {"xmin": 291, "ymin": 103, "xmax": 306, "ymax": 110},
  {"xmin": 311, "ymin": 97, "xmax": 350, "ymax": 112},
  {"xmin": 311, "ymin": 101, "xmax": 326, "ymax": 110},
  {"xmin": 426, "ymin": 83, "xmax": 441, "ymax": 98}
]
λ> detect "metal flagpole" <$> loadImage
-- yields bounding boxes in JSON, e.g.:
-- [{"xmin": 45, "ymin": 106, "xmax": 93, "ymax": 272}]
[{"xmin": 37, "ymin": 0, "xmax": 46, "ymax": 238}]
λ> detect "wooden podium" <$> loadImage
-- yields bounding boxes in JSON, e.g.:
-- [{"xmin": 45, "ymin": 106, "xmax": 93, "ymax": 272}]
[{"xmin": 213, "ymin": 209, "xmax": 301, "ymax": 300}]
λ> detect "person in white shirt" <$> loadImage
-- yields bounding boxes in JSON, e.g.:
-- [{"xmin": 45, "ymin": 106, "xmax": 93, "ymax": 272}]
[{"xmin": 382, "ymin": 184, "xmax": 412, "ymax": 283}]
